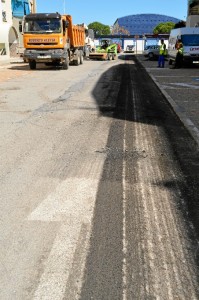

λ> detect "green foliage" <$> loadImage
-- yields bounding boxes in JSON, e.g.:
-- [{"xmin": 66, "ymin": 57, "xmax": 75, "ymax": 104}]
[
  {"xmin": 153, "ymin": 22, "xmax": 175, "ymax": 34},
  {"xmin": 88, "ymin": 22, "xmax": 111, "ymax": 35}
]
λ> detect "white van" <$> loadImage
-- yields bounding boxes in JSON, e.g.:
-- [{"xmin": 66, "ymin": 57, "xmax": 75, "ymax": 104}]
[{"xmin": 168, "ymin": 27, "xmax": 199, "ymax": 65}]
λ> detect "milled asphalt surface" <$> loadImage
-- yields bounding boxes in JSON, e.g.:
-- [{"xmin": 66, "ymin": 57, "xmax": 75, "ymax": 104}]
[
  {"xmin": 136, "ymin": 54, "xmax": 199, "ymax": 146},
  {"xmin": 0, "ymin": 54, "xmax": 199, "ymax": 299},
  {"xmin": 1, "ymin": 55, "xmax": 198, "ymax": 148}
]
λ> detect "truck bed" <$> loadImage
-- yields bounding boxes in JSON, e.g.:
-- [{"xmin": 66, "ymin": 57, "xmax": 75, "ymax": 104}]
[{"xmin": 66, "ymin": 15, "xmax": 85, "ymax": 48}]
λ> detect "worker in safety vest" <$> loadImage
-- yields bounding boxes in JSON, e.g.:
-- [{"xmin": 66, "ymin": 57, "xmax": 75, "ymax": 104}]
[
  {"xmin": 173, "ymin": 39, "xmax": 184, "ymax": 68},
  {"xmin": 158, "ymin": 39, "xmax": 167, "ymax": 68}
]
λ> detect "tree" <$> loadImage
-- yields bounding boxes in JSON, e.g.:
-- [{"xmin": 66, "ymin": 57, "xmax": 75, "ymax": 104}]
[
  {"xmin": 88, "ymin": 22, "xmax": 110, "ymax": 35},
  {"xmin": 153, "ymin": 22, "xmax": 175, "ymax": 34},
  {"xmin": 111, "ymin": 24, "xmax": 130, "ymax": 35}
]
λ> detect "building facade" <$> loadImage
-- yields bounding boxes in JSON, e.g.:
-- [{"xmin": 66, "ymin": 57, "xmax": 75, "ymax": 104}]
[
  {"xmin": 187, "ymin": 0, "xmax": 199, "ymax": 26},
  {"xmin": 0, "ymin": 0, "xmax": 36, "ymax": 58},
  {"xmin": 114, "ymin": 14, "xmax": 181, "ymax": 36}
]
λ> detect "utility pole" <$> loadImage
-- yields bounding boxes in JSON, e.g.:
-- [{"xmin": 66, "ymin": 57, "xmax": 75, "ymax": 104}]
[
  {"xmin": 30, "ymin": 0, "xmax": 36, "ymax": 13},
  {"xmin": 63, "ymin": 0, "xmax": 66, "ymax": 14},
  {"xmin": 33, "ymin": 0, "xmax": 36, "ymax": 13}
]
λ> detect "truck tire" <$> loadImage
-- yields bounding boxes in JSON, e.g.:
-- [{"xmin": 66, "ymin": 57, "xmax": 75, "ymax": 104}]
[
  {"xmin": 63, "ymin": 54, "xmax": 69, "ymax": 69},
  {"xmin": 80, "ymin": 51, "xmax": 83, "ymax": 64},
  {"xmin": 29, "ymin": 61, "xmax": 36, "ymax": 70},
  {"xmin": 74, "ymin": 51, "xmax": 80, "ymax": 66}
]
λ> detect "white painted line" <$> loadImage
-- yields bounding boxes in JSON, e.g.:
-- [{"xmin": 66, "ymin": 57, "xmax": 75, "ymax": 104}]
[
  {"xmin": 170, "ymin": 83, "xmax": 199, "ymax": 89},
  {"xmin": 28, "ymin": 178, "xmax": 100, "ymax": 222},
  {"xmin": 155, "ymin": 76, "xmax": 187, "ymax": 78},
  {"xmin": 122, "ymin": 88, "xmax": 128, "ymax": 300},
  {"xmin": 33, "ymin": 223, "xmax": 80, "ymax": 300},
  {"xmin": 28, "ymin": 176, "xmax": 104, "ymax": 300}
]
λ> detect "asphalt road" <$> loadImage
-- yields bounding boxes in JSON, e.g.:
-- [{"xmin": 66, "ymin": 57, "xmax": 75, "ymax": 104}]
[{"xmin": 0, "ymin": 56, "xmax": 199, "ymax": 299}]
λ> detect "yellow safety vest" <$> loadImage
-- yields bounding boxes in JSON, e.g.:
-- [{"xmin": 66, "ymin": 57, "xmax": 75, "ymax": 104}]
[
  {"xmin": 178, "ymin": 45, "xmax": 183, "ymax": 55},
  {"xmin": 159, "ymin": 44, "xmax": 166, "ymax": 55}
]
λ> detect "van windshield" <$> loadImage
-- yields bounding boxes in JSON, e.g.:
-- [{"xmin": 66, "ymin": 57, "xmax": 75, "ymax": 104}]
[{"xmin": 182, "ymin": 34, "xmax": 199, "ymax": 46}]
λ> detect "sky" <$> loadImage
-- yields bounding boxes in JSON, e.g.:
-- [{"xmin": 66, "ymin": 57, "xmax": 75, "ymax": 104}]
[{"xmin": 36, "ymin": 0, "xmax": 188, "ymax": 26}]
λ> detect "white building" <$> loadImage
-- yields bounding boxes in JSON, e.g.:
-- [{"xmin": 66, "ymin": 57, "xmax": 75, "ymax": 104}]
[
  {"xmin": 0, "ymin": 0, "xmax": 36, "ymax": 60},
  {"xmin": 0, "ymin": 0, "xmax": 13, "ymax": 57},
  {"xmin": 187, "ymin": 0, "xmax": 199, "ymax": 27}
]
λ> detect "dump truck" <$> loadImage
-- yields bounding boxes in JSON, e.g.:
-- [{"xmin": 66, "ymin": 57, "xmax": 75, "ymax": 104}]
[
  {"xmin": 20, "ymin": 13, "xmax": 86, "ymax": 69},
  {"xmin": 89, "ymin": 39, "xmax": 117, "ymax": 60}
]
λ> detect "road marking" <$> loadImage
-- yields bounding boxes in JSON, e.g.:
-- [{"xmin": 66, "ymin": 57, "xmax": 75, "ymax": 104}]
[
  {"xmin": 33, "ymin": 222, "xmax": 80, "ymax": 300},
  {"xmin": 27, "ymin": 176, "xmax": 104, "ymax": 300},
  {"xmin": 28, "ymin": 178, "xmax": 99, "ymax": 222},
  {"xmin": 122, "ymin": 86, "xmax": 128, "ymax": 300},
  {"xmin": 162, "ymin": 83, "xmax": 199, "ymax": 89},
  {"xmin": 170, "ymin": 83, "xmax": 199, "ymax": 89}
]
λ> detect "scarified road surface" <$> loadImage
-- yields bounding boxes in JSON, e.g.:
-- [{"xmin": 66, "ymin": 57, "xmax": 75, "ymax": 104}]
[{"xmin": 0, "ymin": 57, "xmax": 199, "ymax": 299}]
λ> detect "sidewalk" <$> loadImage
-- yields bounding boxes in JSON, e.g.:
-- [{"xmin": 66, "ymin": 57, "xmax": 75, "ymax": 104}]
[
  {"xmin": 0, "ymin": 56, "xmax": 29, "ymax": 82},
  {"xmin": 0, "ymin": 55, "xmax": 10, "ymax": 66},
  {"xmin": 136, "ymin": 54, "xmax": 199, "ymax": 147},
  {"xmin": 0, "ymin": 56, "xmax": 24, "ymax": 66}
]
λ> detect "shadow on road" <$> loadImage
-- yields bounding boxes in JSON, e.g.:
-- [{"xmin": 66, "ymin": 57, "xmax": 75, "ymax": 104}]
[
  {"xmin": 79, "ymin": 57, "xmax": 199, "ymax": 298},
  {"xmin": 77, "ymin": 57, "xmax": 199, "ymax": 300},
  {"xmin": 7, "ymin": 63, "xmax": 66, "ymax": 71}
]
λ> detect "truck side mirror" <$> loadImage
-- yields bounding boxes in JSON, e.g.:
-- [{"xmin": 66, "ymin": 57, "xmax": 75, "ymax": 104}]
[
  {"xmin": 63, "ymin": 20, "xmax": 69, "ymax": 34},
  {"xmin": 19, "ymin": 21, "xmax": 22, "ymax": 33}
]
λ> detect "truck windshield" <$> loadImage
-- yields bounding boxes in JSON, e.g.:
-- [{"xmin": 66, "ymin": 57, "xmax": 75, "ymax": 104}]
[
  {"xmin": 24, "ymin": 19, "xmax": 61, "ymax": 33},
  {"xmin": 182, "ymin": 34, "xmax": 199, "ymax": 46}
]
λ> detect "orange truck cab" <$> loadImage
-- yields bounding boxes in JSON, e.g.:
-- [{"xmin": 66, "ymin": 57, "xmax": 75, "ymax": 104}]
[{"xmin": 21, "ymin": 13, "xmax": 86, "ymax": 69}]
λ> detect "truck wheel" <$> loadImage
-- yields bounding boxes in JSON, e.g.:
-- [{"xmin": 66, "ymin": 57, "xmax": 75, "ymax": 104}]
[
  {"xmin": 74, "ymin": 52, "xmax": 80, "ymax": 66},
  {"xmin": 29, "ymin": 61, "xmax": 36, "ymax": 70},
  {"xmin": 63, "ymin": 55, "xmax": 69, "ymax": 70},
  {"xmin": 80, "ymin": 51, "xmax": 83, "ymax": 64}
]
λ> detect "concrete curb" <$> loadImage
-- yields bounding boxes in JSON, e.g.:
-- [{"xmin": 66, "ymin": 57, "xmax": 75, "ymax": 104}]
[
  {"xmin": 0, "ymin": 57, "xmax": 24, "ymax": 66},
  {"xmin": 150, "ymin": 73, "xmax": 199, "ymax": 146},
  {"xmin": 138, "ymin": 58, "xmax": 199, "ymax": 147},
  {"xmin": 0, "ymin": 59, "xmax": 25, "ymax": 69}
]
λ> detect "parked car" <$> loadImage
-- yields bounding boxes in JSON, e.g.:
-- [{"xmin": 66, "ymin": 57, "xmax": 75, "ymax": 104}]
[
  {"xmin": 143, "ymin": 45, "xmax": 160, "ymax": 60},
  {"xmin": 125, "ymin": 45, "xmax": 135, "ymax": 52}
]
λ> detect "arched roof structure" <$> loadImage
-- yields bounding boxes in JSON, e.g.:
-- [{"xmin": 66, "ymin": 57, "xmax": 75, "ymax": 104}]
[{"xmin": 115, "ymin": 14, "xmax": 181, "ymax": 35}]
